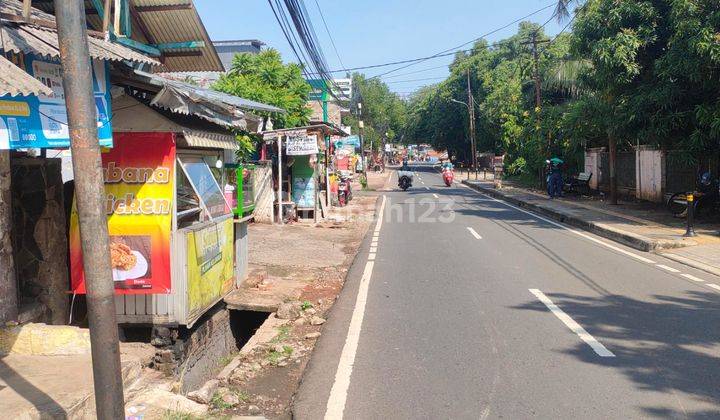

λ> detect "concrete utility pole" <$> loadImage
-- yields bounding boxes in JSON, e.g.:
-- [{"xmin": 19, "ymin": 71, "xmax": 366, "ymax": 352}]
[
  {"xmin": 357, "ymin": 102, "xmax": 367, "ymax": 179},
  {"xmin": 54, "ymin": 1, "xmax": 125, "ymax": 418},
  {"xmin": 466, "ymin": 70, "xmax": 478, "ymax": 175}
]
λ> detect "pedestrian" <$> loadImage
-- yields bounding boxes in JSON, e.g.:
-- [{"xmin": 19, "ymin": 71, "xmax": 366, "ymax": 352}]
[{"xmin": 546, "ymin": 157, "xmax": 564, "ymax": 198}]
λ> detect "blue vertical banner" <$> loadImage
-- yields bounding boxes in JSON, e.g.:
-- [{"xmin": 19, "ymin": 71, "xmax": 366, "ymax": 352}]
[{"xmin": 0, "ymin": 54, "xmax": 113, "ymax": 149}]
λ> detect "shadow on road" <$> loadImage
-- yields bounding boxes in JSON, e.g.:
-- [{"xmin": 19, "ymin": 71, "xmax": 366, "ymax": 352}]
[{"xmin": 514, "ymin": 290, "xmax": 720, "ymax": 418}]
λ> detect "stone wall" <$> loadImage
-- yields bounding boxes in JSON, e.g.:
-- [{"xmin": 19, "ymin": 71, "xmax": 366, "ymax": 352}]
[
  {"xmin": 152, "ymin": 303, "xmax": 240, "ymax": 392},
  {"xmin": 10, "ymin": 157, "xmax": 69, "ymax": 324}
]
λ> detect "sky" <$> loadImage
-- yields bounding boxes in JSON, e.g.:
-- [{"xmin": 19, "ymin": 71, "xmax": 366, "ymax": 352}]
[{"xmin": 195, "ymin": 0, "xmax": 567, "ymax": 96}]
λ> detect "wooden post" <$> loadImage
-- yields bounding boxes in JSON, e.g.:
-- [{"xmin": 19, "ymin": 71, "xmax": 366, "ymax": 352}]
[
  {"xmin": 113, "ymin": 0, "xmax": 121, "ymax": 36},
  {"xmin": 102, "ymin": 0, "xmax": 112, "ymax": 33},
  {"xmin": 22, "ymin": 0, "xmax": 31, "ymax": 20},
  {"xmin": 0, "ymin": 151, "xmax": 18, "ymax": 324}
]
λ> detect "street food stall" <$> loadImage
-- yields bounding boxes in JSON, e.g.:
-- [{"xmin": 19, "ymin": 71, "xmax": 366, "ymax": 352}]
[
  {"xmin": 69, "ymin": 92, "xmax": 272, "ymax": 327},
  {"xmin": 261, "ymin": 123, "xmax": 347, "ymax": 223}
]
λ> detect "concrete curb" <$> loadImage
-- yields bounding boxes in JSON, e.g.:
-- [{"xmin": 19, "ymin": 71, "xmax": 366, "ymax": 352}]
[
  {"xmin": 660, "ymin": 252, "xmax": 720, "ymax": 278},
  {"xmin": 461, "ymin": 180, "xmax": 684, "ymax": 252}
]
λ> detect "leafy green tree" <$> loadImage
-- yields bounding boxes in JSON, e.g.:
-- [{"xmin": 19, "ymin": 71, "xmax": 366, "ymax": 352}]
[
  {"xmin": 343, "ymin": 74, "xmax": 407, "ymax": 151},
  {"xmin": 213, "ymin": 49, "xmax": 312, "ymax": 130}
]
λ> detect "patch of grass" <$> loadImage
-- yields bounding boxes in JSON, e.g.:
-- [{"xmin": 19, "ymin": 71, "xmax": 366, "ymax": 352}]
[
  {"xmin": 237, "ymin": 390, "xmax": 251, "ymax": 403},
  {"xmin": 210, "ymin": 391, "xmax": 235, "ymax": 410},
  {"xmin": 301, "ymin": 300, "xmax": 314, "ymax": 310},
  {"xmin": 162, "ymin": 410, "xmax": 204, "ymax": 420},
  {"xmin": 271, "ymin": 325, "xmax": 291, "ymax": 343},
  {"xmin": 266, "ymin": 345, "xmax": 294, "ymax": 365},
  {"xmin": 218, "ymin": 352, "xmax": 237, "ymax": 368}
]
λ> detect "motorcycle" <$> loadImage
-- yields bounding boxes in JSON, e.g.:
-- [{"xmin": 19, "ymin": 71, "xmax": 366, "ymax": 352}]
[
  {"xmin": 338, "ymin": 173, "xmax": 353, "ymax": 207},
  {"xmin": 442, "ymin": 168, "xmax": 454, "ymax": 187},
  {"xmin": 667, "ymin": 171, "xmax": 719, "ymax": 218},
  {"xmin": 398, "ymin": 169, "xmax": 413, "ymax": 191}
]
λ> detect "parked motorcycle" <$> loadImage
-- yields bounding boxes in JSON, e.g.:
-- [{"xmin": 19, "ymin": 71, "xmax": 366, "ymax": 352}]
[
  {"xmin": 667, "ymin": 171, "xmax": 720, "ymax": 218},
  {"xmin": 442, "ymin": 168, "xmax": 454, "ymax": 187}
]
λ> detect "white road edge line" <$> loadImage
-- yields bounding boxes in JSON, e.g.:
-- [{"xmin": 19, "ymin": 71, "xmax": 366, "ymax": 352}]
[
  {"xmin": 479, "ymin": 192, "xmax": 657, "ymax": 264},
  {"xmin": 681, "ymin": 273, "xmax": 704, "ymax": 282},
  {"xmin": 324, "ymin": 195, "xmax": 386, "ymax": 420},
  {"xmin": 657, "ymin": 264, "xmax": 680, "ymax": 273},
  {"xmin": 467, "ymin": 227, "xmax": 482, "ymax": 240},
  {"xmin": 707, "ymin": 283, "xmax": 720, "ymax": 292},
  {"xmin": 529, "ymin": 289, "xmax": 615, "ymax": 358}
]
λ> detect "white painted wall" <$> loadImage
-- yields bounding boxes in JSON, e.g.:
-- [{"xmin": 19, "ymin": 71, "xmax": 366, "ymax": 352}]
[
  {"xmin": 636, "ymin": 147, "xmax": 664, "ymax": 202},
  {"xmin": 584, "ymin": 148, "xmax": 602, "ymax": 190}
]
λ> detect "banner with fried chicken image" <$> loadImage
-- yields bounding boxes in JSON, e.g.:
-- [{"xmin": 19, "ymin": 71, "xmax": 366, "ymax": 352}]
[{"xmin": 70, "ymin": 132, "xmax": 174, "ymax": 294}]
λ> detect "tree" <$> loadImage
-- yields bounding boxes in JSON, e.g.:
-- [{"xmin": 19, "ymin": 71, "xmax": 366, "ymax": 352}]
[
  {"xmin": 344, "ymin": 74, "xmax": 407, "ymax": 151},
  {"xmin": 213, "ymin": 49, "xmax": 312, "ymax": 130}
]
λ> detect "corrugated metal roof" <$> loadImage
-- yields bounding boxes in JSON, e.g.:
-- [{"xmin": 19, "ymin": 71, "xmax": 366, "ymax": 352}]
[
  {"xmin": 131, "ymin": 1, "xmax": 223, "ymax": 72},
  {"xmin": 0, "ymin": 55, "xmax": 53, "ymax": 97},
  {"xmin": 135, "ymin": 70, "xmax": 286, "ymax": 114},
  {"xmin": 180, "ymin": 130, "xmax": 238, "ymax": 150},
  {"xmin": 0, "ymin": 1, "xmax": 158, "ymax": 65},
  {"xmin": 0, "ymin": 23, "xmax": 159, "ymax": 65},
  {"xmin": 28, "ymin": 0, "xmax": 223, "ymax": 72}
]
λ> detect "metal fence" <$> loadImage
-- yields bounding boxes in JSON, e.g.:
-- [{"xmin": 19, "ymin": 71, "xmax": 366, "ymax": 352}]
[{"xmin": 598, "ymin": 151, "xmax": 636, "ymax": 191}]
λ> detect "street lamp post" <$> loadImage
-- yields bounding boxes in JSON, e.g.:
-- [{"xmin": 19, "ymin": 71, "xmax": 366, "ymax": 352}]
[{"xmin": 449, "ymin": 98, "xmax": 477, "ymax": 180}]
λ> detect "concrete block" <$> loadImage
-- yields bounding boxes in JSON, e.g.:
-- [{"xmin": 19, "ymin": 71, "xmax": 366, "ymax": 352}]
[{"xmin": 0, "ymin": 323, "xmax": 90, "ymax": 356}]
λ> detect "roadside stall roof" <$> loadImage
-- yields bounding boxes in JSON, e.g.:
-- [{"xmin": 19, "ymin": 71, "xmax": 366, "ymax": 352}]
[
  {"xmin": 112, "ymin": 93, "xmax": 239, "ymax": 150},
  {"xmin": 0, "ymin": 1, "xmax": 159, "ymax": 66},
  {"xmin": 0, "ymin": 55, "xmax": 52, "ymax": 96},
  {"xmin": 117, "ymin": 69, "xmax": 284, "ymax": 131},
  {"xmin": 31, "ymin": 0, "xmax": 223, "ymax": 72},
  {"xmin": 261, "ymin": 121, "xmax": 349, "ymax": 140}
]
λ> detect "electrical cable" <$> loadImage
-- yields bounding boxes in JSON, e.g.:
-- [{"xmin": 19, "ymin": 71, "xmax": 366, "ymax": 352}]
[
  {"xmin": 302, "ymin": 3, "xmax": 555, "ymax": 78},
  {"xmin": 369, "ymin": 3, "xmax": 557, "ymax": 79},
  {"xmin": 312, "ymin": 0, "xmax": 346, "ymax": 71}
]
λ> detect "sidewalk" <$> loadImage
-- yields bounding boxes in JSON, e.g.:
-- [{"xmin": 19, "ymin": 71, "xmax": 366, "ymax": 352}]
[{"xmin": 461, "ymin": 178, "xmax": 720, "ymax": 276}]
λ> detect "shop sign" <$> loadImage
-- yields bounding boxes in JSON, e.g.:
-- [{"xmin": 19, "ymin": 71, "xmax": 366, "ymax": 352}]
[
  {"xmin": 70, "ymin": 132, "xmax": 174, "ymax": 294},
  {"xmin": 286, "ymin": 132, "xmax": 319, "ymax": 155},
  {"xmin": 0, "ymin": 54, "xmax": 112, "ymax": 150},
  {"xmin": 186, "ymin": 218, "xmax": 234, "ymax": 319}
]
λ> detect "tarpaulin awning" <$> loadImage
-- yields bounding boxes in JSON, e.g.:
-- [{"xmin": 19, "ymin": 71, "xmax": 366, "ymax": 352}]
[
  {"xmin": 179, "ymin": 130, "xmax": 238, "ymax": 150},
  {"xmin": 0, "ymin": 55, "xmax": 52, "ymax": 96}
]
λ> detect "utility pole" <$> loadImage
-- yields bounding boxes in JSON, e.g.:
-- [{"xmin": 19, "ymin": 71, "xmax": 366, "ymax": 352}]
[
  {"xmin": 523, "ymin": 32, "xmax": 550, "ymax": 186},
  {"xmin": 357, "ymin": 102, "xmax": 367, "ymax": 179},
  {"xmin": 466, "ymin": 70, "xmax": 477, "ymax": 174},
  {"xmin": 54, "ymin": 1, "xmax": 125, "ymax": 418}
]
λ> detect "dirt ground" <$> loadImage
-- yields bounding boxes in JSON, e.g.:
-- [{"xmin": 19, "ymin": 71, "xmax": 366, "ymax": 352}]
[{"xmin": 206, "ymin": 172, "xmax": 390, "ymax": 419}]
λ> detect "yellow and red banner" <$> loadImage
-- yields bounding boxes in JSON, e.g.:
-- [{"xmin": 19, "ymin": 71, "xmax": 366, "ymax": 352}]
[{"xmin": 70, "ymin": 132, "xmax": 174, "ymax": 294}]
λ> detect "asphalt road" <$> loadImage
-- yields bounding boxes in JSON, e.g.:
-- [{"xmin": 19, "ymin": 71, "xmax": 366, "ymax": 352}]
[{"xmin": 293, "ymin": 164, "xmax": 720, "ymax": 419}]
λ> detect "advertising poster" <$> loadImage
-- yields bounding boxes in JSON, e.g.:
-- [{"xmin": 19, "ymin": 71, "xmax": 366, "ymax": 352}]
[
  {"xmin": 0, "ymin": 54, "xmax": 112, "ymax": 149},
  {"xmin": 286, "ymin": 133, "xmax": 318, "ymax": 155},
  {"xmin": 70, "ymin": 132, "xmax": 175, "ymax": 294},
  {"xmin": 186, "ymin": 218, "xmax": 234, "ymax": 319}
]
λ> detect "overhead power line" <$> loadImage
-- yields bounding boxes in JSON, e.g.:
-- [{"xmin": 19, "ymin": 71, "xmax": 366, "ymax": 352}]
[
  {"xmin": 312, "ymin": 0, "xmax": 346, "ymax": 71},
  {"xmin": 384, "ymin": 76, "xmax": 446, "ymax": 84},
  {"xmin": 370, "ymin": 3, "xmax": 557, "ymax": 79},
  {"xmin": 305, "ymin": 2, "xmax": 556, "ymax": 77}
]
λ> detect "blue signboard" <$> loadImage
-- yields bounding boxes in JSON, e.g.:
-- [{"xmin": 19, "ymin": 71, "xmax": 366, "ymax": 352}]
[
  {"xmin": 333, "ymin": 135, "xmax": 360, "ymax": 150},
  {"xmin": 0, "ymin": 54, "xmax": 112, "ymax": 150}
]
